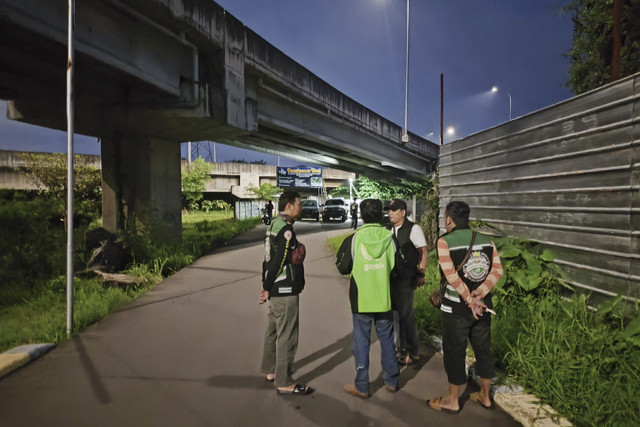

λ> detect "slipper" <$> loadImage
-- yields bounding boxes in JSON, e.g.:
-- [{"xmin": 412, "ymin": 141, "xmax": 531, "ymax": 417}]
[
  {"xmin": 427, "ymin": 397, "xmax": 461, "ymax": 414},
  {"xmin": 398, "ymin": 354, "xmax": 419, "ymax": 366},
  {"xmin": 265, "ymin": 374, "xmax": 275, "ymax": 382},
  {"xmin": 470, "ymin": 392, "xmax": 495, "ymax": 410},
  {"xmin": 277, "ymin": 384, "xmax": 314, "ymax": 395},
  {"xmin": 343, "ymin": 384, "xmax": 369, "ymax": 399}
]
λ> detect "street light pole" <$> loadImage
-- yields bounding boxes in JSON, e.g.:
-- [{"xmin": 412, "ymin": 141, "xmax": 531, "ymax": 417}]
[
  {"xmin": 401, "ymin": 0, "xmax": 410, "ymax": 143},
  {"xmin": 491, "ymin": 86, "xmax": 512, "ymax": 121}
]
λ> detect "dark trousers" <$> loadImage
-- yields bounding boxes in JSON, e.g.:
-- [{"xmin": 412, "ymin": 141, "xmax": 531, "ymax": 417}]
[
  {"xmin": 391, "ymin": 281, "xmax": 419, "ymax": 357},
  {"xmin": 442, "ymin": 311, "xmax": 495, "ymax": 385}
]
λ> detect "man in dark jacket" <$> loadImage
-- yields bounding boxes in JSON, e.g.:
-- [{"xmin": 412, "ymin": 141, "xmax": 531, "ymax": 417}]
[
  {"xmin": 386, "ymin": 199, "xmax": 428, "ymax": 365},
  {"xmin": 336, "ymin": 199, "xmax": 399, "ymax": 398},
  {"xmin": 260, "ymin": 191, "xmax": 313, "ymax": 395}
]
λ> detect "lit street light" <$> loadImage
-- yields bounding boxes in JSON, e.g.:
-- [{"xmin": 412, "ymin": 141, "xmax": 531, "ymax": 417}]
[{"xmin": 491, "ymin": 86, "xmax": 512, "ymax": 121}]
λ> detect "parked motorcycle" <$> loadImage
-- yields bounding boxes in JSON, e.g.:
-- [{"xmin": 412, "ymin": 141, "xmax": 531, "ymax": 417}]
[{"xmin": 260, "ymin": 208, "xmax": 271, "ymax": 225}]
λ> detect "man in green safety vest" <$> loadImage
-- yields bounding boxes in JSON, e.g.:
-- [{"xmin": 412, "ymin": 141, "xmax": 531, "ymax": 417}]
[{"xmin": 336, "ymin": 199, "xmax": 400, "ymax": 398}]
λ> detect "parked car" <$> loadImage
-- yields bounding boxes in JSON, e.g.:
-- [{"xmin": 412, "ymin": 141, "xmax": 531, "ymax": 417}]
[
  {"xmin": 300, "ymin": 199, "xmax": 320, "ymax": 221},
  {"xmin": 322, "ymin": 198, "xmax": 348, "ymax": 222}
]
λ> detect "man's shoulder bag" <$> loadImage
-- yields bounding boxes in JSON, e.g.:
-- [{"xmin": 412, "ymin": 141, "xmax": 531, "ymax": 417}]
[{"xmin": 429, "ymin": 231, "xmax": 477, "ymax": 309}]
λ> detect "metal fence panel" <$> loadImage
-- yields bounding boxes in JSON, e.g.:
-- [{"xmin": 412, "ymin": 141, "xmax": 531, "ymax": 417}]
[
  {"xmin": 235, "ymin": 200, "xmax": 260, "ymax": 220},
  {"xmin": 439, "ymin": 73, "xmax": 640, "ymax": 301}
]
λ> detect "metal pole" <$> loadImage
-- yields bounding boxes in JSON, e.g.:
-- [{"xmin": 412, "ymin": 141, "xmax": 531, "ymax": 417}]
[
  {"xmin": 508, "ymin": 93, "xmax": 512, "ymax": 121},
  {"xmin": 612, "ymin": 0, "xmax": 620, "ymax": 81},
  {"xmin": 187, "ymin": 141, "xmax": 192, "ymax": 168},
  {"xmin": 401, "ymin": 0, "xmax": 410, "ymax": 143},
  {"xmin": 66, "ymin": 0, "xmax": 75, "ymax": 338},
  {"xmin": 440, "ymin": 73, "xmax": 443, "ymax": 146}
]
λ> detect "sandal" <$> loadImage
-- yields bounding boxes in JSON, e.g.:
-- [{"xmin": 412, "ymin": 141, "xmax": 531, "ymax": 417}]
[
  {"xmin": 470, "ymin": 392, "xmax": 495, "ymax": 409},
  {"xmin": 265, "ymin": 374, "xmax": 275, "ymax": 382},
  {"xmin": 427, "ymin": 397, "xmax": 461, "ymax": 414},
  {"xmin": 277, "ymin": 384, "xmax": 314, "ymax": 395}
]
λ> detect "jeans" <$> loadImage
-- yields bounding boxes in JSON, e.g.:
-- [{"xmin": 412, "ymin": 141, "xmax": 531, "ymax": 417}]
[{"xmin": 351, "ymin": 312, "xmax": 399, "ymax": 394}]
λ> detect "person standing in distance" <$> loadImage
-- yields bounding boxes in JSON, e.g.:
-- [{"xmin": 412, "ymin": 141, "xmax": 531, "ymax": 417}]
[
  {"xmin": 427, "ymin": 201, "xmax": 503, "ymax": 413},
  {"xmin": 336, "ymin": 199, "xmax": 400, "ymax": 398},
  {"xmin": 385, "ymin": 199, "xmax": 428, "ymax": 366},
  {"xmin": 260, "ymin": 191, "xmax": 313, "ymax": 395},
  {"xmin": 265, "ymin": 199, "xmax": 274, "ymax": 221},
  {"xmin": 350, "ymin": 198, "xmax": 359, "ymax": 230}
]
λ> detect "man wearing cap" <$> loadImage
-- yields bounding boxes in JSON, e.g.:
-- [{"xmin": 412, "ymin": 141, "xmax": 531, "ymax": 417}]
[{"xmin": 385, "ymin": 199, "xmax": 428, "ymax": 365}]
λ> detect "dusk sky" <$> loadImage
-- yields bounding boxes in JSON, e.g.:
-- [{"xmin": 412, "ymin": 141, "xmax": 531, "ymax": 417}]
[{"xmin": 0, "ymin": 0, "xmax": 575, "ymax": 166}]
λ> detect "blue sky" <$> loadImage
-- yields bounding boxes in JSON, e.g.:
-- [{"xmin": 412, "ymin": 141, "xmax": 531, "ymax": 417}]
[{"xmin": 0, "ymin": 0, "xmax": 574, "ymax": 165}]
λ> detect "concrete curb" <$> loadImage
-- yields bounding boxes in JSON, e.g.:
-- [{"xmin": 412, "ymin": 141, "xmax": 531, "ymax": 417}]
[
  {"xmin": 0, "ymin": 344, "xmax": 56, "ymax": 379},
  {"xmin": 426, "ymin": 335, "xmax": 572, "ymax": 426}
]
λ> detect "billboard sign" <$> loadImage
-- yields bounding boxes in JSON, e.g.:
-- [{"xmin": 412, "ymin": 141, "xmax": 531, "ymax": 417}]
[{"xmin": 277, "ymin": 166, "xmax": 323, "ymax": 188}]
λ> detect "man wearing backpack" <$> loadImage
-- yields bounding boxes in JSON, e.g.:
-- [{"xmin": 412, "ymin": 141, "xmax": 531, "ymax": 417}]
[
  {"xmin": 336, "ymin": 199, "xmax": 399, "ymax": 398},
  {"xmin": 260, "ymin": 191, "xmax": 313, "ymax": 396},
  {"xmin": 386, "ymin": 199, "xmax": 428, "ymax": 366}
]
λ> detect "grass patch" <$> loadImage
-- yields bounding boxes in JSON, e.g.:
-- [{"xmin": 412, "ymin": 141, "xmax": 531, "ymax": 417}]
[
  {"xmin": 0, "ymin": 212, "xmax": 260, "ymax": 352},
  {"xmin": 326, "ymin": 230, "xmax": 640, "ymax": 426}
]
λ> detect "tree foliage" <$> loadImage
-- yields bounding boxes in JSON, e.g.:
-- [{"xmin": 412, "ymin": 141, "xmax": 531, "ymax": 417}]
[
  {"xmin": 246, "ymin": 182, "xmax": 280, "ymax": 201},
  {"xmin": 563, "ymin": 0, "xmax": 640, "ymax": 94},
  {"xmin": 181, "ymin": 157, "xmax": 213, "ymax": 210},
  {"xmin": 331, "ymin": 176, "xmax": 434, "ymax": 202},
  {"xmin": 20, "ymin": 152, "xmax": 102, "ymax": 219}
]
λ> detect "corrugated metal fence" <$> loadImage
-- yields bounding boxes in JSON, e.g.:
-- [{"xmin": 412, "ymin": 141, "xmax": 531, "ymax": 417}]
[{"xmin": 439, "ymin": 73, "xmax": 640, "ymax": 301}]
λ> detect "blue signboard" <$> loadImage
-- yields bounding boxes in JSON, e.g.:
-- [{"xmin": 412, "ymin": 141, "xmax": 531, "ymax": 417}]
[{"xmin": 277, "ymin": 166, "xmax": 323, "ymax": 188}]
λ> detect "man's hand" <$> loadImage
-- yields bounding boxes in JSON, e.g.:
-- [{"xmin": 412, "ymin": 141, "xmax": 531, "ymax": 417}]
[
  {"xmin": 468, "ymin": 296, "xmax": 487, "ymax": 320},
  {"xmin": 259, "ymin": 289, "xmax": 269, "ymax": 304},
  {"xmin": 415, "ymin": 271, "xmax": 426, "ymax": 288}
]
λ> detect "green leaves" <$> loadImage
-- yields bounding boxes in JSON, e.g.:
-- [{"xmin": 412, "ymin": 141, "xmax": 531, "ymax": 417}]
[{"xmin": 182, "ymin": 157, "xmax": 213, "ymax": 210}]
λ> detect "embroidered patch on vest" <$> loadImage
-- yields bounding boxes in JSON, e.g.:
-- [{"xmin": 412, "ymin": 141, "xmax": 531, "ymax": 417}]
[{"xmin": 463, "ymin": 251, "xmax": 490, "ymax": 282}]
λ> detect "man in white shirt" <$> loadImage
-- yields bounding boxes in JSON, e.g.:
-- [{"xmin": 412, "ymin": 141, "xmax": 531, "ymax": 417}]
[{"xmin": 385, "ymin": 199, "xmax": 428, "ymax": 365}]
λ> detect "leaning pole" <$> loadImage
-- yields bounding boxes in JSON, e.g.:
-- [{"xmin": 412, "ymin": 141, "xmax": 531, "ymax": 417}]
[{"xmin": 66, "ymin": 0, "xmax": 75, "ymax": 337}]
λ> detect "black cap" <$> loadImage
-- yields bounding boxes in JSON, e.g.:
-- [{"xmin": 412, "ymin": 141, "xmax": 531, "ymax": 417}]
[{"xmin": 384, "ymin": 199, "xmax": 407, "ymax": 211}]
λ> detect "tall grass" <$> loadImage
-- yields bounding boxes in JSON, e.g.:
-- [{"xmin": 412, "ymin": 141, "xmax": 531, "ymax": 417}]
[
  {"xmin": 0, "ymin": 211, "xmax": 260, "ymax": 352},
  {"xmin": 328, "ymin": 230, "xmax": 640, "ymax": 426}
]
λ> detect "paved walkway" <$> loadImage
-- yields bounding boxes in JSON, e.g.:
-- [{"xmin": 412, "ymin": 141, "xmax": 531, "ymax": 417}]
[{"xmin": 0, "ymin": 226, "xmax": 519, "ymax": 426}]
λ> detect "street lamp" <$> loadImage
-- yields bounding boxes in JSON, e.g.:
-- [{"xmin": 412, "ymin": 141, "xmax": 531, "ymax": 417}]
[
  {"xmin": 401, "ymin": 0, "xmax": 410, "ymax": 143},
  {"xmin": 375, "ymin": 0, "xmax": 410, "ymax": 142},
  {"xmin": 491, "ymin": 86, "xmax": 512, "ymax": 121}
]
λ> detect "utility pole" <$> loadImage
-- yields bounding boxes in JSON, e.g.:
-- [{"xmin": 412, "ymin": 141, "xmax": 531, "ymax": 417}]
[
  {"xmin": 612, "ymin": 0, "xmax": 621, "ymax": 81},
  {"xmin": 440, "ymin": 73, "xmax": 443, "ymax": 146}
]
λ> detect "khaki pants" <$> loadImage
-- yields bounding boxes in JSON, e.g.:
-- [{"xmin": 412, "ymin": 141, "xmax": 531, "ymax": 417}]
[{"xmin": 261, "ymin": 295, "xmax": 299, "ymax": 387}]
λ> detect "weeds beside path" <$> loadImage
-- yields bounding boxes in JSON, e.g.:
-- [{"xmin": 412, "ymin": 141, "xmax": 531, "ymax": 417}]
[{"xmin": 0, "ymin": 211, "xmax": 260, "ymax": 353}]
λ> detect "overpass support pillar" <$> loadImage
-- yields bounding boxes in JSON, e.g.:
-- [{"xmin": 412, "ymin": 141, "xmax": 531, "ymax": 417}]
[{"xmin": 101, "ymin": 135, "xmax": 182, "ymax": 241}]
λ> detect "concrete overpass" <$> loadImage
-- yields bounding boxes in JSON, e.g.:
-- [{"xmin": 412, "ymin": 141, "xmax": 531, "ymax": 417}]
[
  {"xmin": 1, "ymin": 150, "xmax": 354, "ymax": 200},
  {"xmin": 0, "ymin": 0, "xmax": 438, "ymax": 237}
]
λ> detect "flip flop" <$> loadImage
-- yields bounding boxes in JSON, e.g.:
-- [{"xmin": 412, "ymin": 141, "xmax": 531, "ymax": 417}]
[
  {"xmin": 470, "ymin": 392, "xmax": 495, "ymax": 410},
  {"xmin": 277, "ymin": 384, "xmax": 314, "ymax": 395},
  {"xmin": 427, "ymin": 397, "xmax": 461, "ymax": 414},
  {"xmin": 265, "ymin": 374, "xmax": 275, "ymax": 382}
]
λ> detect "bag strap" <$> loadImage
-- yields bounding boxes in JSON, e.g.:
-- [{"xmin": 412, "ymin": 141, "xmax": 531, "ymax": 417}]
[
  {"xmin": 440, "ymin": 231, "xmax": 477, "ymax": 292},
  {"xmin": 456, "ymin": 231, "xmax": 477, "ymax": 273}
]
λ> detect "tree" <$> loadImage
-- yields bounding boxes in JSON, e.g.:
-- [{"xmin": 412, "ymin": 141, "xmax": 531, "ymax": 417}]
[
  {"xmin": 181, "ymin": 157, "xmax": 213, "ymax": 211},
  {"xmin": 331, "ymin": 176, "xmax": 433, "ymax": 202},
  {"xmin": 20, "ymin": 152, "xmax": 102, "ymax": 219},
  {"xmin": 247, "ymin": 182, "xmax": 280, "ymax": 201},
  {"xmin": 563, "ymin": 0, "xmax": 640, "ymax": 94}
]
